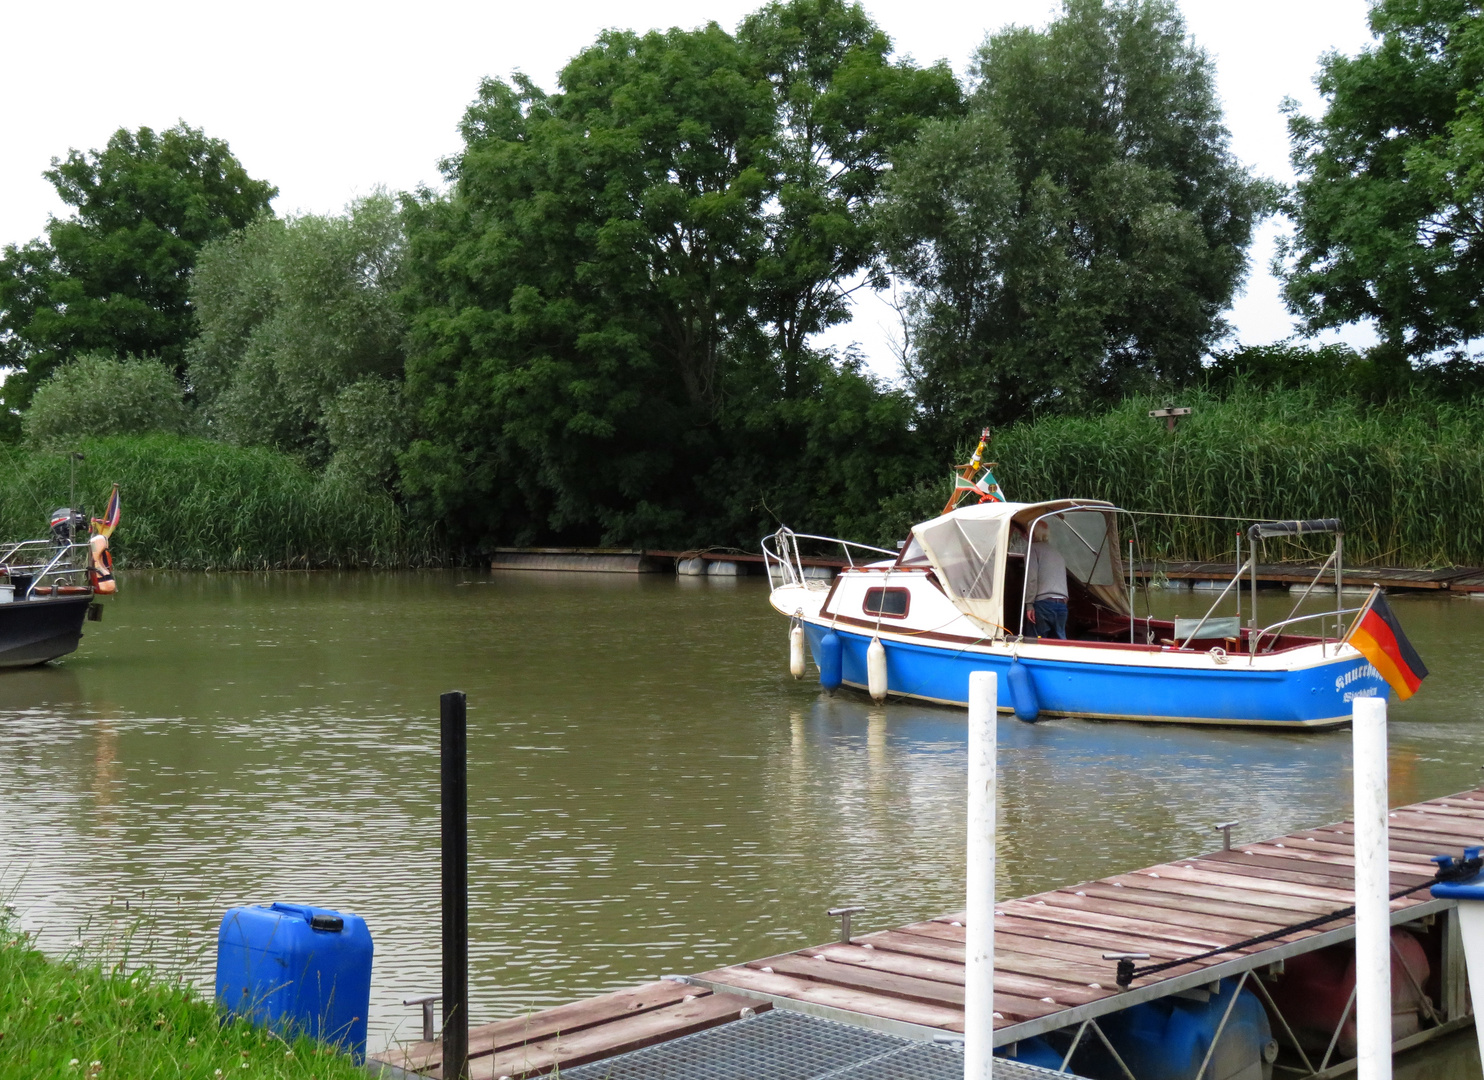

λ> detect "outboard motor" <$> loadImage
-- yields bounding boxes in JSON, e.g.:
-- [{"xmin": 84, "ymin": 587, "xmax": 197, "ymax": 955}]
[{"xmin": 49, "ymin": 508, "xmax": 87, "ymax": 544}]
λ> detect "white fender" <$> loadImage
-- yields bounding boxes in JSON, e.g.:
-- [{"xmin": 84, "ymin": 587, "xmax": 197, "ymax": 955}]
[
  {"xmin": 789, "ymin": 625, "xmax": 806, "ymax": 679},
  {"xmin": 867, "ymin": 637, "xmax": 888, "ymax": 702}
]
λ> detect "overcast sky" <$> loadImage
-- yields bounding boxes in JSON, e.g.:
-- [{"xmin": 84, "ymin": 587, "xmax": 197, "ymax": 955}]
[{"xmin": 4, "ymin": 0, "xmax": 1380, "ymax": 378}]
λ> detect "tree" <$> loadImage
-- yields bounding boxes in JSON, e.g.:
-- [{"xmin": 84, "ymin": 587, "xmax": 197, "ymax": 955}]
[
  {"xmin": 402, "ymin": 8, "xmax": 952, "ymax": 550},
  {"xmin": 187, "ymin": 193, "xmax": 406, "ymax": 476},
  {"xmin": 879, "ymin": 0, "xmax": 1272, "ymax": 439},
  {"xmin": 0, "ymin": 124, "xmax": 276, "ymax": 429},
  {"xmin": 22, "ymin": 352, "xmax": 193, "ymax": 448},
  {"xmin": 737, "ymin": 0, "xmax": 960, "ymax": 394},
  {"xmin": 1280, "ymin": 0, "xmax": 1484, "ymax": 358},
  {"xmin": 401, "ymin": 25, "xmax": 778, "ymax": 547}
]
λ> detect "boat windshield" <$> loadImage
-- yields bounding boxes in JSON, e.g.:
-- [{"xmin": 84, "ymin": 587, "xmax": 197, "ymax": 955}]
[
  {"xmin": 896, "ymin": 535, "xmax": 931, "ymax": 567},
  {"xmin": 1043, "ymin": 510, "xmax": 1118, "ymax": 587},
  {"xmin": 916, "ymin": 516, "xmax": 998, "ymax": 600}
]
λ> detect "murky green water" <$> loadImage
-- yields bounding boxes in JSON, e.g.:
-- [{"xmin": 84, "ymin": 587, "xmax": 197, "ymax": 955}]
[{"xmin": 1, "ymin": 571, "xmax": 1482, "ymax": 1071}]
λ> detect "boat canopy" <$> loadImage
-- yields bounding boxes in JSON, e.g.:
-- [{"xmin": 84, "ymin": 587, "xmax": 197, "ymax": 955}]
[{"xmin": 907, "ymin": 499, "xmax": 1129, "ymax": 636}]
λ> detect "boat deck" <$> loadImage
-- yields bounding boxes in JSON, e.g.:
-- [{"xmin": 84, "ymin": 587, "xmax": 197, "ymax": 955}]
[{"xmin": 373, "ymin": 786, "xmax": 1484, "ymax": 1079}]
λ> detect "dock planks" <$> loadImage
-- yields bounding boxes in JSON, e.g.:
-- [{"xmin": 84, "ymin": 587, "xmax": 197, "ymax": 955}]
[
  {"xmin": 373, "ymin": 786, "xmax": 1484, "ymax": 1077},
  {"xmin": 1137, "ymin": 559, "xmax": 1482, "ymax": 592},
  {"xmin": 373, "ymin": 982, "xmax": 766, "ymax": 1079},
  {"xmin": 691, "ymin": 785, "xmax": 1484, "ymax": 1044}
]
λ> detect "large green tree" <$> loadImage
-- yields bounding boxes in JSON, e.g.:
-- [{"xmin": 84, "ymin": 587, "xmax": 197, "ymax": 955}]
[
  {"xmin": 402, "ymin": 25, "xmax": 774, "ymax": 546},
  {"xmin": 401, "ymin": 7, "xmax": 944, "ymax": 549},
  {"xmin": 1280, "ymin": 0, "xmax": 1484, "ymax": 357},
  {"xmin": 0, "ymin": 123, "xmax": 276, "ymax": 430},
  {"xmin": 879, "ymin": 0, "xmax": 1272, "ymax": 439},
  {"xmin": 188, "ymin": 193, "xmax": 407, "ymax": 485},
  {"xmin": 738, "ymin": 0, "xmax": 960, "ymax": 394}
]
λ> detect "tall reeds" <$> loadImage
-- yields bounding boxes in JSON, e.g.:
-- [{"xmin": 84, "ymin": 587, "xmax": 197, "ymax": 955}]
[
  {"xmin": 886, "ymin": 386, "xmax": 1484, "ymax": 567},
  {"xmin": 0, "ymin": 434, "xmax": 442, "ymax": 569}
]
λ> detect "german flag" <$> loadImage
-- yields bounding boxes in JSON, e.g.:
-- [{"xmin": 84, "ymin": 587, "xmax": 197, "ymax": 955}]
[{"xmin": 1347, "ymin": 589, "xmax": 1428, "ymax": 700}]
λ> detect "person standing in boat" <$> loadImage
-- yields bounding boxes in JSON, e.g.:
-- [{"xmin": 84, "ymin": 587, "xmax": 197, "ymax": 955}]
[{"xmin": 1024, "ymin": 520, "xmax": 1069, "ymax": 639}]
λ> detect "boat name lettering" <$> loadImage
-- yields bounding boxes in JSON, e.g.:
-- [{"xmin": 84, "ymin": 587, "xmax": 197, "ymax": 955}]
[
  {"xmin": 1343, "ymin": 687, "xmax": 1379, "ymax": 703},
  {"xmin": 1335, "ymin": 664, "xmax": 1381, "ymax": 691}
]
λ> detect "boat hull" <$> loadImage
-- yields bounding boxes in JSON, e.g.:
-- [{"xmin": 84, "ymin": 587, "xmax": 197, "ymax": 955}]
[
  {"xmin": 801, "ymin": 622, "xmax": 1388, "ymax": 728},
  {"xmin": 0, "ymin": 595, "xmax": 92, "ymax": 667}
]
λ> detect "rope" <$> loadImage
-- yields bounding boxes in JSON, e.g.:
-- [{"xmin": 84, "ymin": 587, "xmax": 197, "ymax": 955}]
[{"xmin": 1114, "ymin": 851, "xmax": 1484, "ymax": 989}]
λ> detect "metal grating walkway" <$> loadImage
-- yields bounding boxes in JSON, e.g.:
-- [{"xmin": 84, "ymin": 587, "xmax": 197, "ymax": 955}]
[{"xmin": 557, "ymin": 1009, "xmax": 1081, "ymax": 1080}]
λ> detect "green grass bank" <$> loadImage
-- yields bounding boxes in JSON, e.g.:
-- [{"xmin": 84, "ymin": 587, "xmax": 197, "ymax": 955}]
[
  {"xmin": 883, "ymin": 387, "xmax": 1484, "ymax": 568},
  {"xmin": 0, "ymin": 435, "xmax": 441, "ymax": 570},
  {"xmin": 0, "ymin": 915, "xmax": 367, "ymax": 1080}
]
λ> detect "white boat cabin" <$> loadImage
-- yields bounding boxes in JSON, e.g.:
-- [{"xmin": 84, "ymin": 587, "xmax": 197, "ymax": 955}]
[{"xmin": 778, "ymin": 499, "xmax": 1326, "ymax": 655}]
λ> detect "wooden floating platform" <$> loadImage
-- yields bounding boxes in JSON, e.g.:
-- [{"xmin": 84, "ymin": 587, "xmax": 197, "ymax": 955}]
[
  {"xmin": 1138, "ymin": 559, "xmax": 1484, "ymax": 592},
  {"xmin": 373, "ymin": 786, "xmax": 1484, "ymax": 1079},
  {"xmin": 487, "ymin": 546, "xmax": 1484, "ymax": 591},
  {"xmin": 489, "ymin": 548, "xmax": 847, "ymax": 575}
]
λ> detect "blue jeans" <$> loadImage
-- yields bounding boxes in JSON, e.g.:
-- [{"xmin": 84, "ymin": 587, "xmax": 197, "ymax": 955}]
[{"xmin": 1026, "ymin": 598, "xmax": 1068, "ymax": 639}]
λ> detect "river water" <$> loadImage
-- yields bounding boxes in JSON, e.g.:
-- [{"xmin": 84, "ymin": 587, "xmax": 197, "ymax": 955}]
[{"xmin": 0, "ymin": 570, "xmax": 1481, "ymax": 1072}]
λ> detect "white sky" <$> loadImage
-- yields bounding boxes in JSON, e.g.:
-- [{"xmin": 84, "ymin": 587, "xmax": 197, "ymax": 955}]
[{"xmin": 3, "ymin": 0, "xmax": 1380, "ymax": 379}]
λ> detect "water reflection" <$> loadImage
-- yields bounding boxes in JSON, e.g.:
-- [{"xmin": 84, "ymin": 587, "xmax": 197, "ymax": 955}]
[{"xmin": 0, "ymin": 572, "xmax": 1479, "ymax": 1074}]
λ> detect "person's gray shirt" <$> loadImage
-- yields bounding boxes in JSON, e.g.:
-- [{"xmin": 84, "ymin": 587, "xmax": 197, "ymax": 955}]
[{"xmin": 1025, "ymin": 542, "xmax": 1069, "ymax": 603}]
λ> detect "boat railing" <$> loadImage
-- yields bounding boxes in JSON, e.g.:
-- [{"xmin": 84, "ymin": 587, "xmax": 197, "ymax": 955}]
[
  {"xmin": 1177, "ymin": 556, "xmax": 1254, "ymax": 648},
  {"xmin": 1249, "ymin": 607, "xmax": 1366, "ymax": 658},
  {"xmin": 0, "ymin": 539, "xmax": 93, "ymax": 600},
  {"xmin": 762, "ymin": 527, "xmax": 896, "ymax": 590},
  {"xmin": 1171, "ymin": 518, "xmax": 1348, "ymax": 653}
]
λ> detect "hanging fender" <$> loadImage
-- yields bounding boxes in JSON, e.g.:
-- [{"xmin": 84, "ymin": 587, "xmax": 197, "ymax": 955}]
[
  {"xmin": 1008, "ymin": 658, "xmax": 1041, "ymax": 722},
  {"xmin": 817, "ymin": 631, "xmax": 842, "ymax": 692},
  {"xmin": 867, "ymin": 637, "xmax": 888, "ymax": 702}
]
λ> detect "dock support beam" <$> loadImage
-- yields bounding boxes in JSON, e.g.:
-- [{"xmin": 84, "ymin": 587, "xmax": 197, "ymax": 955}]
[
  {"xmin": 442, "ymin": 690, "xmax": 470, "ymax": 1080},
  {"xmin": 965, "ymin": 671, "xmax": 997, "ymax": 1080},
  {"xmin": 1352, "ymin": 695, "xmax": 1391, "ymax": 1080}
]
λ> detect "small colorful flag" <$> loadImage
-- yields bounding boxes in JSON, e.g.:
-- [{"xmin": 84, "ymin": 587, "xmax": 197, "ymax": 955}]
[
  {"xmin": 951, "ymin": 472, "xmax": 1003, "ymax": 501},
  {"xmin": 91, "ymin": 484, "xmax": 121, "ymax": 538},
  {"xmin": 1346, "ymin": 589, "xmax": 1428, "ymax": 700},
  {"xmin": 979, "ymin": 466, "xmax": 1005, "ymax": 502}
]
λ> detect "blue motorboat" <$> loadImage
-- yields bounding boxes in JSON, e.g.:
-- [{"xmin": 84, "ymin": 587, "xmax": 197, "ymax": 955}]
[{"xmin": 763, "ymin": 497, "xmax": 1394, "ymax": 728}]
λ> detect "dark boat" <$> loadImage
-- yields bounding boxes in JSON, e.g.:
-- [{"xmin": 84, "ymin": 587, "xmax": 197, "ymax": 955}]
[
  {"xmin": 0, "ymin": 589, "xmax": 95, "ymax": 667},
  {"xmin": 0, "ymin": 490, "xmax": 119, "ymax": 667}
]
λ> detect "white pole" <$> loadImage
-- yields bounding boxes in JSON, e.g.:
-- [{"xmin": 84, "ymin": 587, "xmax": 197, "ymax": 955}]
[
  {"xmin": 965, "ymin": 671, "xmax": 997, "ymax": 1080},
  {"xmin": 1353, "ymin": 695, "xmax": 1392, "ymax": 1080}
]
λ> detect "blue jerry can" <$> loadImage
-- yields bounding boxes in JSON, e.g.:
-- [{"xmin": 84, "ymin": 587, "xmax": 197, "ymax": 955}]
[{"xmin": 215, "ymin": 902, "xmax": 374, "ymax": 1061}]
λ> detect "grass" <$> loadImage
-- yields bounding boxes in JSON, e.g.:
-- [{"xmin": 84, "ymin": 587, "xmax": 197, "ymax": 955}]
[
  {"xmin": 0, "ymin": 434, "xmax": 443, "ymax": 570},
  {"xmin": 0, "ymin": 911, "xmax": 370, "ymax": 1080},
  {"xmin": 880, "ymin": 385, "xmax": 1484, "ymax": 568}
]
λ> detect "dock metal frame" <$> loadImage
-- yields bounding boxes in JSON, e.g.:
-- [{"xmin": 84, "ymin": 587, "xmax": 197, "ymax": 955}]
[{"xmin": 686, "ymin": 900, "xmax": 1471, "ymax": 1080}]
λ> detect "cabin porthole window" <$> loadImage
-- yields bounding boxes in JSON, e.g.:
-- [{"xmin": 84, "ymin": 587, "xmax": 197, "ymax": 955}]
[{"xmin": 864, "ymin": 587, "xmax": 910, "ymax": 618}]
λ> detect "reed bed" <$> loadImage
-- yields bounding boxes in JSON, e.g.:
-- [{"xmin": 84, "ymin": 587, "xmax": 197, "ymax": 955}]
[
  {"xmin": 0, "ymin": 435, "xmax": 442, "ymax": 570},
  {"xmin": 886, "ymin": 387, "xmax": 1484, "ymax": 567}
]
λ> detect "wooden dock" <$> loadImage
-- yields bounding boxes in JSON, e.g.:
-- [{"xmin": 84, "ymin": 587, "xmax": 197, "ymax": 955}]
[
  {"xmin": 373, "ymin": 786, "xmax": 1484, "ymax": 1079},
  {"xmin": 489, "ymin": 547, "xmax": 846, "ymax": 575},
  {"xmin": 1139, "ymin": 559, "xmax": 1484, "ymax": 593},
  {"xmin": 486, "ymin": 545, "xmax": 1484, "ymax": 593}
]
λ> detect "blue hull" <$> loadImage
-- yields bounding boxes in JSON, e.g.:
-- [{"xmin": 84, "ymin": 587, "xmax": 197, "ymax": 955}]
[{"xmin": 803, "ymin": 624, "xmax": 1389, "ymax": 727}]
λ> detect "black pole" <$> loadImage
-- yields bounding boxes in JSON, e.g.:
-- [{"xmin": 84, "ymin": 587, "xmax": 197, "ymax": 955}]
[{"xmin": 441, "ymin": 691, "xmax": 469, "ymax": 1080}]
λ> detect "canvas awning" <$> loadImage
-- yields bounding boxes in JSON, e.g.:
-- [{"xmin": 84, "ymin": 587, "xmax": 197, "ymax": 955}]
[{"xmin": 910, "ymin": 500, "xmax": 1128, "ymax": 637}]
